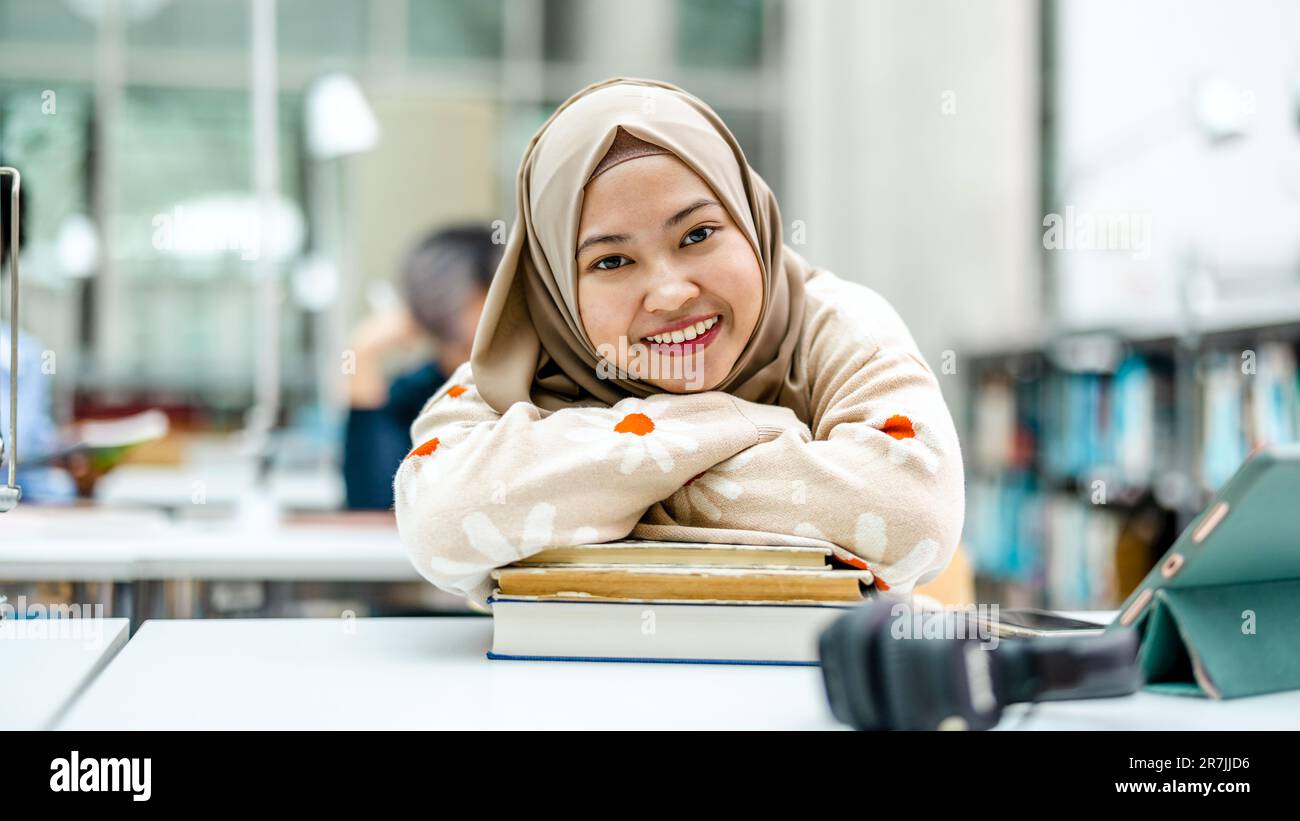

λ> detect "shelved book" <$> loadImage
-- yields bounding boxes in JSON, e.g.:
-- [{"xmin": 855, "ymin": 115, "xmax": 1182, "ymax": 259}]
[{"xmin": 486, "ymin": 539, "xmax": 874, "ymax": 666}]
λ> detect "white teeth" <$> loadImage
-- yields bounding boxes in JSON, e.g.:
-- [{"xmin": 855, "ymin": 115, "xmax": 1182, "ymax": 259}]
[{"xmin": 644, "ymin": 315, "xmax": 719, "ymax": 344}]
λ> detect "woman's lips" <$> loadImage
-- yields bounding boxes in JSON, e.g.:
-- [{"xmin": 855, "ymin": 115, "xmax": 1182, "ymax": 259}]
[{"xmin": 642, "ymin": 316, "xmax": 722, "ymax": 356}]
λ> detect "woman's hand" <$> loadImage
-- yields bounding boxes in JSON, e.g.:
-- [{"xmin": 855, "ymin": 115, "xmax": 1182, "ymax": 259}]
[
  {"xmin": 351, "ymin": 306, "xmax": 424, "ymax": 356},
  {"xmin": 347, "ymin": 307, "xmax": 426, "ymax": 408}
]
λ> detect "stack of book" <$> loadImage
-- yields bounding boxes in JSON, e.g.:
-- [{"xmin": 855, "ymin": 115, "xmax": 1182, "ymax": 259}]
[{"xmin": 486, "ymin": 539, "xmax": 874, "ymax": 665}]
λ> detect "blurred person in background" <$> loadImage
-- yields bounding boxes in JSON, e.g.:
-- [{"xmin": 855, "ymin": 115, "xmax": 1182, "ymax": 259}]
[
  {"xmin": 0, "ymin": 171, "xmax": 76, "ymax": 504},
  {"xmin": 342, "ymin": 224, "xmax": 501, "ymax": 510}
]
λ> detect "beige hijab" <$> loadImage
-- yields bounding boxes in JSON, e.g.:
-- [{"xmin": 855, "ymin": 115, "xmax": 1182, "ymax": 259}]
[{"xmin": 471, "ymin": 77, "xmax": 815, "ymax": 421}]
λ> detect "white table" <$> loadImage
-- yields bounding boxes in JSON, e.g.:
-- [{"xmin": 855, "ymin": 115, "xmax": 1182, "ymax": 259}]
[
  {"xmin": 1001, "ymin": 688, "xmax": 1300, "ymax": 730},
  {"xmin": 1, "ymin": 617, "xmax": 130, "ymax": 730},
  {"xmin": 57, "ymin": 617, "xmax": 846, "ymax": 730},
  {"xmin": 56, "ymin": 615, "xmax": 1300, "ymax": 730}
]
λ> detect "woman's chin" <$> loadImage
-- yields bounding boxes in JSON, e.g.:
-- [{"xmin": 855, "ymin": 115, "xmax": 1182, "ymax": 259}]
[
  {"xmin": 646, "ymin": 380, "xmax": 704, "ymax": 394},
  {"xmin": 644, "ymin": 369, "xmax": 724, "ymax": 393}
]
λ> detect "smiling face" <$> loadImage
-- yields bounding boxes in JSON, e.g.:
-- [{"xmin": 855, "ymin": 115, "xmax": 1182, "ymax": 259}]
[{"xmin": 575, "ymin": 153, "xmax": 763, "ymax": 393}]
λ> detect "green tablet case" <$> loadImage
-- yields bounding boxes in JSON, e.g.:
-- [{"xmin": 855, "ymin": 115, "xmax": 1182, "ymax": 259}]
[{"xmin": 1106, "ymin": 444, "xmax": 1300, "ymax": 699}]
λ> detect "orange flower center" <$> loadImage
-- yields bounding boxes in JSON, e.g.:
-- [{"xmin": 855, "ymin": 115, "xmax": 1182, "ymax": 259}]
[
  {"xmin": 880, "ymin": 415, "xmax": 916, "ymax": 440},
  {"xmin": 406, "ymin": 437, "xmax": 440, "ymax": 459},
  {"xmin": 448, "ymin": 385, "xmax": 467, "ymax": 398},
  {"xmin": 614, "ymin": 412, "xmax": 655, "ymax": 436}
]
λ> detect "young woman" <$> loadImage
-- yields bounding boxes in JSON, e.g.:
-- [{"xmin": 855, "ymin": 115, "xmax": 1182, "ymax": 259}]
[{"xmin": 394, "ymin": 78, "xmax": 965, "ymax": 608}]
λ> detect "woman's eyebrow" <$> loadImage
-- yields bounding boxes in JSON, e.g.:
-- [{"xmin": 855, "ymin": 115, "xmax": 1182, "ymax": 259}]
[
  {"xmin": 575, "ymin": 232, "xmax": 631, "ymax": 257},
  {"xmin": 663, "ymin": 198, "xmax": 720, "ymax": 230},
  {"xmin": 574, "ymin": 199, "xmax": 719, "ymax": 258}
]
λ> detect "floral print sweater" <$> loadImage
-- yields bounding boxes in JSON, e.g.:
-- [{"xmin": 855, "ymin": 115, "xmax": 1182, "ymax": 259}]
[{"xmin": 394, "ymin": 269, "xmax": 966, "ymax": 608}]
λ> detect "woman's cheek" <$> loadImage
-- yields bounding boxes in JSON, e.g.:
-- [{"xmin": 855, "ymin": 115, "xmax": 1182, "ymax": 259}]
[
  {"xmin": 589, "ymin": 295, "xmax": 636, "ymax": 365},
  {"xmin": 719, "ymin": 246, "xmax": 764, "ymax": 335}
]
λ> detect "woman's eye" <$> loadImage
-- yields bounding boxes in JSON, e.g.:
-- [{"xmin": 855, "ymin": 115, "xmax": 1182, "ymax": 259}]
[
  {"xmin": 593, "ymin": 255, "xmax": 630, "ymax": 271},
  {"xmin": 682, "ymin": 225, "xmax": 716, "ymax": 246}
]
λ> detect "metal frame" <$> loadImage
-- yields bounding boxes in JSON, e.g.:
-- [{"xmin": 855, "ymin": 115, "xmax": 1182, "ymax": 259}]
[{"xmin": 1, "ymin": 167, "xmax": 19, "ymax": 511}]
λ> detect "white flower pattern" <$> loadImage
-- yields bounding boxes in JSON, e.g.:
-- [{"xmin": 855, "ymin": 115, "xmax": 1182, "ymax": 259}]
[
  {"xmin": 570, "ymin": 526, "xmax": 599, "ymax": 544},
  {"xmin": 667, "ymin": 447, "xmax": 755, "ymax": 522},
  {"xmin": 564, "ymin": 396, "xmax": 699, "ymax": 474},
  {"xmin": 425, "ymin": 502, "xmax": 556, "ymax": 594},
  {"xmin": 796, "ymin": 512, "xmax": 940, "ymax": 592}
]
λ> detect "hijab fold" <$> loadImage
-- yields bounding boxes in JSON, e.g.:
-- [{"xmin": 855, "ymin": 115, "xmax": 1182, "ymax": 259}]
[{"xmin": 471, "ymin": 77, "xmax": 815, "ymax": 422}]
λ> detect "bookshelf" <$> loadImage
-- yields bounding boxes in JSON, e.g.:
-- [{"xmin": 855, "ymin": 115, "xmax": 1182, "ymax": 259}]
[{"xmin": 963, "ymin": 318, "xmax": 1300, "ymax": 609}]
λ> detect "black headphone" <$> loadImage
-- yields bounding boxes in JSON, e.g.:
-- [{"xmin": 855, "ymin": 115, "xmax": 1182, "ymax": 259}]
[{"xmin": 818, "ymin": 598, "xmax": 1141, "ymax": 731}]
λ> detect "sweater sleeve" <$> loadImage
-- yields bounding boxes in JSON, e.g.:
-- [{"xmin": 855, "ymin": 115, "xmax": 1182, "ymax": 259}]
[
  {"xmin": 393, "ymin": 361, "xmax": 810, "ymax": 607},
  {"xmin": 657, "ymin": 276, "xmax": 967, "ymax": 596}
]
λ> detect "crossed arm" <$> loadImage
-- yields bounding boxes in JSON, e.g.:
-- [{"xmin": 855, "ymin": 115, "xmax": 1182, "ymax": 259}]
[{"xmin": 394, "ymin": 325, "xmax": 964, "ymax": 607}]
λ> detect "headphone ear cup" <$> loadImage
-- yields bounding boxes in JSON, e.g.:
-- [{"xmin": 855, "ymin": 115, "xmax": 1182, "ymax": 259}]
[
  {"xmin": 871, "ymin": 612, "xmax": 924, "ymax": 730},
  {"xmin": 818, "ymin": 600, "xmax": 895, "ymax": 730},
  {"xmin": 870, "ymin": 605, "xmax": 1006, "ymax": 731},
  {"xmin": 816, "ymin": 612, "xmax": 859, "ymax": 726}
]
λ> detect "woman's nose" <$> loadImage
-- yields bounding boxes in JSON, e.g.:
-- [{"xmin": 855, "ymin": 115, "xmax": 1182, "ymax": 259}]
[{"xmin": 642, "ymin": 264, "xmax": 701, "ymax": 314}]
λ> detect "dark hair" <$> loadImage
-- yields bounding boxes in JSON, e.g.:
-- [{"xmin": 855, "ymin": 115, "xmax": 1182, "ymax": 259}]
[{"xmin": 401, "ymin": 224, "xmax": 501, "ymax": 341}]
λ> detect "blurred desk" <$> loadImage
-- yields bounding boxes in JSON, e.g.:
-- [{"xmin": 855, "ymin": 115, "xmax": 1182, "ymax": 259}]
[
  {"xmin": 0, "ymin": 507, "xmax": 416, "ymax": 582},
  {"xmin": 1, "ymin": 507, "xmax": 430, "ymax": 623},
  {"xmin": 95, "ymin": 464, "xmax": 345, "ymax": 513},
  {"xmin": 55, "ymin": 613, "xmax": 1300, "ymax": 731},
  {"xmin": 133, "ymin": 519, "xmax": 416, "ymax": 582},
  {"xmin": 1, "ymin": 618, "xmax": 130, "ymax": 730}
]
